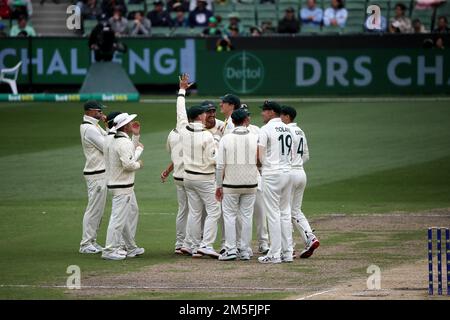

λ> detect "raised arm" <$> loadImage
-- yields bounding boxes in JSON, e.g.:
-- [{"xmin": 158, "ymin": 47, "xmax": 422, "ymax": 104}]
[{"xmin": 176, "ymin": 73, "xmax": 194, "ymax": 131}]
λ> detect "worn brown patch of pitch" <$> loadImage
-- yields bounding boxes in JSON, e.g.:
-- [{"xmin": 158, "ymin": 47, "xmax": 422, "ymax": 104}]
[{"xmin": 68, "ymin": 209, "xmax": 450, "ymax": 299}]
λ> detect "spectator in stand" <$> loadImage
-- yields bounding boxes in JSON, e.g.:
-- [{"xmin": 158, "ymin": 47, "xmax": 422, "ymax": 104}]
[
  {"xmin": 216, "ymin": 35, "xmax": 234, "ymax": 51},
  {"xmin": 108, "ymin": 6, "xmax": 128, "ymax": 36},
  {"xmin": 435, "ymin": 37, "xmax": 444, "ymax": 49},
  {"xmin": 389, "ymin": 3, "xmax": 412, "ymax": 33},
  {"xmin": 188, "ymin": 0, "xmax": 212, "ymax": 27},
  {"xmin": 82, "ymin": 0, "xmax": 102, "ymax": 20},
  {"xmin": 433, "ymin": 16, "xmax": 450, "ymax": 33},
  {"xmin": 147, "ymin": 0, "xmax": 173, "ymax": 27},
  {"xmin": 8, "ymin": 0, "xmax": 32, "ymax": 19},
  {"xmin": 10, "ymin": 15, "xmax": 35, "ymax": 36},
  {"xmin": 261, "ymin": 20, "xmax": 276, "ymax": 34},
  {"xmin": 172, "ymin": 2, "xmax": 188, "ymax": 26},
  {"xmin": 101, "ymin": 0, "xmax": 127, "ymax": 18},
  {"xmin": 189, "ymin": 0, "xmax": 213, "ymax": 11},
  {"xmin": 167, "ymin": 0, "xmax": 189, "ymax": 12},
  {"xmin": 227, "ymin": 24, "xmax": 239, "ymax": 37},
  {"xmin": 224, "ymin": 12, "xmax": 243, "ymax": 35},
  {"xmin": 323, "ymin": 0, "xmax": 347, "ymax": 28},
  {"xmin": 0, "ymin": 0, "xmax": 11, "ymax": 18},
  {"xmin": 300, "ymin": 0, "xmax": 323, "ymax": 27},
  {"xmin": 412, "ymin": 18, "xmax": 427, "ymax": 33},
  {"xmin": 0, "ymin": 23, "xmax": 7, "ymax": 37},
  {"xmin": 278, "ymin": 7, "xmax": 300, "ymax": 34},
  {"xmin": 202, "ymin": 16, "xmax": 222, "ymax": 35},
  {"xmin": 130, "ymin": 11, "xmax": 151, "ymax": 36},
  {"xmin": 250, "ymin": 26, "xmax": 262, "ymax": 36}
]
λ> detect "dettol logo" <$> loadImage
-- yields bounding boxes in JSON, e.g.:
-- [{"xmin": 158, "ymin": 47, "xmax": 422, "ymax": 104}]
[{"xmin": 223, "ymin": 51, "xmax": 264, "ymax": 94}]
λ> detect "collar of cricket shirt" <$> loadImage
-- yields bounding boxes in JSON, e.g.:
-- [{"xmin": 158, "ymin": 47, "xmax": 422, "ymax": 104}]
[
  {"xmin": 287, "ymin": 122, "xmax": 297, "ymax": 127},
  {"xmin": 190, "ymin": 122, "xmax": 205, "ymax": 132},
  {"xmin": 268, "ymin": 117, "xmax": 282, "ymax": 124},
  {"xmin": 83, "ymin": 115, "xmax": 100, "ymax": 125},
  {"xmin": 232, "ymin": 126, "xmax": 249, "ymax": 135},
  {"xmin": 114, "ymin": 130, "xmax": 130, "ymax": 139}
]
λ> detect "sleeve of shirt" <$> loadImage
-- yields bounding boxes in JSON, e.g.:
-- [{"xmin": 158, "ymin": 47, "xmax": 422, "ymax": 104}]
[
  {"xmin": 336, "ymin": 9, "xmax": 348, "ymax": 27},
  {"xmin": 300, "ymin": 9, "xmax": 307, "ymax": 21},
  {"xmin": 215, "ymin": 138, "xmax": 226, "ymax": 187},
  {"xmin": 258, "ymin": 128, "xmax": 268, "ymax": 148},
  {"xmin": 302, "ymin": 134, "xmax": 310, "ymax": 164},
  {"xmin": 118, "ymin": 140, "xmax": 141, "ymax": 171},
  {"xmin": 176, "ymin": 89, "xmax": 189, "ymax": 131},
  {"xmin": 85, "ymin": 127, "xmax": 105, "ymax": 153},
  {"xmin": 204, "ymin": 132, "xmax": 217, "ymax": 164},
  {"xmin": 134, "ymin": 146, "xmax": 144, "ymax": 160},
  {"xmin": 315, "ymin": 8, "xmax": 323, "ymax": 23},
  {"xmin": 166, "ymin": 133, "xmax": 171, "ymax": 153},
  {"xmin": 132, "ymin": 134, "xmax": 140, "ymax": 148},
  {"xmin": 323, "ymin": 8, "xmax": 332, "ymax": 26}
]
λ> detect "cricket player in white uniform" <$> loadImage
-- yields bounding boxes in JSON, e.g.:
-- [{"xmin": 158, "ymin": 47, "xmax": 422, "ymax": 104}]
[
  {"xmin": 217, "ymin": 94, "xmax": 241, "ymax": 253},
  {"xmin": 258, "ymin": 101, "xmax": 294, "ymax": 264},
  {"xmin": 161, "ymin": 127, "xmax": 188, "ymax": 255},
  {"xmin": 219, "ymin": 94, "xmax": 241, "ymax": 136},
  {"xmin": 177, "ymin": 74, "xmax": 221, "ymax": 258},
  {"xmin": 79, "ymin": 101, "xmax": 108, "ymax": 254},
  {"xmin": 216, "ymin": 109, "xmax": 259, "ymax": 261},
  {"xmin": 203, "ymin": 100, "xmax": 225, "ymax": 141},
  {"xmin": 102, "ymin": 113, "xmax": 144, "ymax": 260},
  {"xmin": 240, "ymin": 104, "xmax": 270, "ymax": 254},
  {"xmin": 104, "ymin": 112, "xmax": 143, "ymax": 253},
  {"xmin": 280, "ymin": 106, "xmax": 319, "ymax": 258}
]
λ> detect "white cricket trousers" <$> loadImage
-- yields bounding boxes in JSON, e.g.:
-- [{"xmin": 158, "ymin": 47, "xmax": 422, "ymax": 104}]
[
  {"xmin": 183, "ymin": 179, "xmax": 221, "ymax": 250},
  {"xmin": 104, "ymin": 191, "xmax": 138, "ymax": 254},
  {"xmin": 261, "ymin": 172, "xmax": 293, "ymax": 259},
  {"xmin": 254, "ymin": 189, "xmax": 269, "ymax": 247},
  {"xmin": 290, "ymin": 169, "xmax": 313, "ymax": 245},
  {"xmin": 80, "ymin": 174, "xmax": 107, "ymax": 248},
  {"xmin": 222, "ymin": 193, "xmax": 256, "ymax": 256},
  {"xmin": 175, "ymin": 184, "xmax": 189, "ymax": 249},
  {"xmin": 234, "ymin": 188, "xmax": 269, "ymax": 251}
]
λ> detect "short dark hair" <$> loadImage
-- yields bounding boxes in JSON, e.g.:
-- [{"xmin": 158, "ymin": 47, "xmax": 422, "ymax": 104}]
[
  {"xmin": 395, "ymin": 3, "xmax": 407, "ymax": 12},
  {"xmin": 336, "ymin": 0, "xmax": 344, "ymax": 9}
]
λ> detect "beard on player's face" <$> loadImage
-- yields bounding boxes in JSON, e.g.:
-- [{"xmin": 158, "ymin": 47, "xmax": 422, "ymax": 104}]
[{"xmin": 205, "ymin": 112, "xmax": 216, "ymax": 129}]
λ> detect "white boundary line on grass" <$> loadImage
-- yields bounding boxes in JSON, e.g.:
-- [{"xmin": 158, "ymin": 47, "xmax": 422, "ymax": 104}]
[
  {"xmin": 141, "ymin": 97, "xmax": 450, "ymax": 104},
  {"xmin": 296, "ymin": 289, "xmax": 337, "ymax": 300}
]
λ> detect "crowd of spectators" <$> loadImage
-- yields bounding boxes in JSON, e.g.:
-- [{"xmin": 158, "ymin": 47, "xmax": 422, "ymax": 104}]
[
  {"xmin": 0, "ymin": 0, "xmax": 36, "ymax": 37},
  {"xmin": 0, "ymin": 0, "xmax": 448, "ymax": 38}
]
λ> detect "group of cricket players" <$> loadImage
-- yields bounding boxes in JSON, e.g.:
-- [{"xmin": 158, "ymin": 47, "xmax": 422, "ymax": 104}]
[{"xmin": 78, "ymin": 73, "xmax": 319, "ymax": 263}]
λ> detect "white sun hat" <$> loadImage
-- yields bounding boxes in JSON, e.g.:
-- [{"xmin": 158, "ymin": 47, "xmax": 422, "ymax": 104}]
[{"xmin": 114, "ymin": 113, "xmax": 137, "ymax": 130}]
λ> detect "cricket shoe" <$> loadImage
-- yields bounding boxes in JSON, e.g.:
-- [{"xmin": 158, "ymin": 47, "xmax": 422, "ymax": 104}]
[
  {"xmin": 238, "ymin": 251, "xmax": 251, "ymax": 261},
  {"xmin": 102, "ymin": 251, "xmax": 126, "ymax": 261},
  {"xmin": 180, "ymin": 247, "xmax": 192, "ymax": 256},
  {"xmin": 258, "ymin": 244, "xmax": 269, "ymax": 255},
  {"xmin": 192, "ymin": 249, "xmax": 204, "ymax": 258},
  {"xmin": 174, "ymin": 248, "xmax": 183, "ymax": 255},
  {"xmin": 197, "ymin": 246, "xmax": 220, "ymax": 259},
  {"xmin": 258, "ymin": 255, "xmax": 282, "ymax": 264},
  {"xmin": 79, "ymin": 244, "xmax": 102, "ymax": 254},
  {"xmin": 93, "ymin": 243, "xmax": 104, "ymax": 252},
  {"xmin": 218, "ymin": 251, "xmax": 237, "ymax": 261},
  {"xmin": 127, "ymin": 247, "xmax": 145, "ymax": 258},
  {"xmin": 281, "ymin": 253, "xmax": 294, "ymax": 263},
  {"xmin": 299, "ymin": 237, "xmax": 320, "ymax": 259}
]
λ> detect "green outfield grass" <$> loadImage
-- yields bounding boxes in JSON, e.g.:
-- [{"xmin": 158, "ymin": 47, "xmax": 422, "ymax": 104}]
[{"xmin": 0, "ymin": 99, "xmax": 450, "ymax": 299}]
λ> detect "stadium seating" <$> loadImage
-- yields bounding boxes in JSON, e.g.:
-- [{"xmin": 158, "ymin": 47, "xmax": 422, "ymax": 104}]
[{"xmin": 76, "ymin": 0, "xmax": 447, "ymax": 37}]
